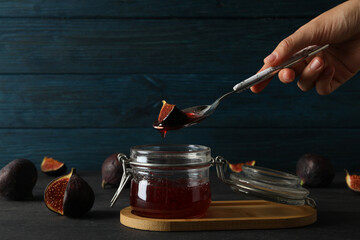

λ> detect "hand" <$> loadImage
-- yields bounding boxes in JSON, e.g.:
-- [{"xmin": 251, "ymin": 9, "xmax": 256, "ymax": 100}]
[{"xmin": 251, "ymin": 0, "xmax": 360, "ymax": 95}]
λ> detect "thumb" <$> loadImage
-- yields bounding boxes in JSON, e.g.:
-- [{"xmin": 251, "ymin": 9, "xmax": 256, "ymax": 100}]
[{"xmin": 264, "ymin": 25, "xmax": 319, "ymax": 66}]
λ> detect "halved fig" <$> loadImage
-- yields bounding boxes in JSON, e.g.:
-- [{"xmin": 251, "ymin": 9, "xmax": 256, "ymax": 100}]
[
  {"xmin": 41, "ymin": 156, "xmax": 67, "ymax": 176},
  {"xmin": 345, "ymin": 169, "xmax": 360, "ymax": 193},
  {"xmin": 44, "ymin": 168, "xmax": 94, "ymax": 218},
  {"xmin": 153, "ymin": 100, "xmax": 188, "ymax": 130},
  {"xmin": 229, "ymin": 160, "xmax": 256, "ymax": 172}
]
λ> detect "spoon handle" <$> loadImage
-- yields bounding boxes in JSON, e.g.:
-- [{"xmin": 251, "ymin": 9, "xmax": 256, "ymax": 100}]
[{"xmin": 233, "ymin": 44, "xmax": 329, "ymax": 92}]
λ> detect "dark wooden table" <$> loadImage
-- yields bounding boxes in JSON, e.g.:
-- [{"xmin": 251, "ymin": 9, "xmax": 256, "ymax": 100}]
[{"xmin": 1, "ymin": 170, "xmax": 359, "ymax": 240}]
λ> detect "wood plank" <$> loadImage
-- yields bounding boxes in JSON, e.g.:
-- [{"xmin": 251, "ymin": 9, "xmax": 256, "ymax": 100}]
[
  {"xmin": 0, "ymin": 128, "xmax": 359, "ymax": 171},
  {"xmin": 0, "ymin": 74, "xmax": 359, "ymax": 128},
  {"xmin": 0, "ymin": 18, "xmax": 309, "ymax": 74},
  {"xmin": 120, "ymin": 200, "xmax": 316, "ymax": 231},
  {"xmin": 0, "ymin": 0, "xmax": 342, "ymax": 18}
]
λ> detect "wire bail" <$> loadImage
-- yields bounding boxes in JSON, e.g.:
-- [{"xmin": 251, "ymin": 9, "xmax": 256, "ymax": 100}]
[{"xmin": 110, "ymin": 153, "xmax": 132, "ymax": 207}]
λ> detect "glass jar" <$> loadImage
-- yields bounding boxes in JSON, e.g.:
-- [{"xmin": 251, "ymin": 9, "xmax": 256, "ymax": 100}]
[
  {"xmin": 117, "ymin": 144, "xmax": 212, "ymax": 219},
  {"xmin": 111, "ymin": 144, "xmax": 315, "ymax": 219}
]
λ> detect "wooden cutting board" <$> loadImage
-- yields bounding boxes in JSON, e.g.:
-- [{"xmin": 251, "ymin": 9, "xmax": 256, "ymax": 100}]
[{"xmin": 120, "ymin": 200, "xmax": 316, "ymax": 231}]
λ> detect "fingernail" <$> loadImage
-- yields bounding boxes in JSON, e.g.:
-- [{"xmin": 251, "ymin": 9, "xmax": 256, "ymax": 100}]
[
  {"xmin": 310, "ymin": 59, "xmax": 322, "ymax": 71},
  {"xmin": 264, "ymin": 52, "xmax": 278, "ymax": 63},
  {"xmin": 282, "ymin": 71, "xmax": 292, "ymax": 83}
]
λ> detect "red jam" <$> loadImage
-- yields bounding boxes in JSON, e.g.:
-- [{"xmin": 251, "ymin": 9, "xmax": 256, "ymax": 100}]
[
  {"xmin": 157, "ymin": 112, "xmax": 205, "ymax": 138},
  {"xmin": 130, "ymin": 178, "xmax": 211, "ymax": 219}
]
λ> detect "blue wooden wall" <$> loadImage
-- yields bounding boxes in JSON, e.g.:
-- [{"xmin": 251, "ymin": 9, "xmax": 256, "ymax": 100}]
[{"xmin": 0, "ymin": 0, "xmax": 359, "ymax": 172}]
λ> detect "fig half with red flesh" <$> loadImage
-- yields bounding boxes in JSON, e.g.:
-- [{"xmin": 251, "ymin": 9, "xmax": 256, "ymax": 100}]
[
  {"xmin": 41, "ymin": 157, "xmax": 67, "ymax": 176},
  {"xmin": 345, "ymin": 170, "xmax": 360, "ymax": 193},
  {"xmin": 44, "ymin": 168, "xmax": 95, "ymax": 218},
  {"xmin": 229, "ymin": 160, "xmax": 256, "ymax": 173},
  {"xmin": 153, "ymin": 100, "xmax": 189, "ymax": 134}
]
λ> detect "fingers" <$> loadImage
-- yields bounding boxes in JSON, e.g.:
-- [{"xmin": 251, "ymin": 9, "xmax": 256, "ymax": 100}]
[
  {"xmin": 257, "ymin": 24, "xmax": 319, "ymax": 93},
  {"xmin": 297, "ymin": 57, "xmax": 324, "ymax": 91},
  {"xmin": 282, "ymin": 56, "xmax": 334, "ymax": 94},
  {"xmin": 264, "ymin": 26, "xmax": 316, "ymax": 66},
  {"xmin": 279, "ymin": 68, "xmax": 296, "ymax": 84},
  {"xmin": 251, "ymin": 56, "xmax": 310, "ymax": 93},
  {"xmin": 252, "ymin": 21, "xmax": 323, "ymax": 94},
  {"xmin": 256, "ymin": 55, "xmax": 336, "ymax": 95},
  {"xmin": 250, "ymin": 64, "xmax": 273, "ymax": 93},
  {"xmin": 315, "ymin": 66, "xmax": 335, "ymax": 95},
  {"xmin": 250, "ymin": 78, "xmax": 271, "ymax": 93},
  {"xmin": 251, "ymin": 55, "xmax": 311, "ymax": 93}
]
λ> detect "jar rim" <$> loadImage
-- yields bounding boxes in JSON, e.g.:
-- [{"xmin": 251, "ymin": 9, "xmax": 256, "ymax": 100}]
[
  {"xmin": 129, "ymin": 144, "xmax": 212, "ymax": 168},
  {"xmin": 130, "ymin": 144, "xmax": 210, "ymax": 154}
]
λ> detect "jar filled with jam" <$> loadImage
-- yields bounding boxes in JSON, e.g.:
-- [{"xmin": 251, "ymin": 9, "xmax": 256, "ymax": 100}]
[
  {"xmin": 113, "ymin": 144, "xmax": 212, "ymax": 219},
  {"xmin": 111, "ymin": 144, "xmax": 315, "ymax": 219}
]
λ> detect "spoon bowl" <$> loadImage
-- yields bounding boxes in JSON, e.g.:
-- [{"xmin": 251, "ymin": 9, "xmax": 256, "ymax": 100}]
[{"xmin": 181, "ymin": 90, "xmax": 234, "ymax": 122}]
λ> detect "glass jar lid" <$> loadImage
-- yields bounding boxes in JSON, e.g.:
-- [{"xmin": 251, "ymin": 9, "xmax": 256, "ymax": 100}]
[{"xmin": 213, "ymin": 156, "xmax": 316, "ymax": 208}]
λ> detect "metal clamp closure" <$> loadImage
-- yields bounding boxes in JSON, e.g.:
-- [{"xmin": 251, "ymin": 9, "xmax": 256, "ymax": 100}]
[
  {"xmin": 110, "ymin": 153, "xmax": 132, "ymax": 207},
  {"xmin": 212, "ymin": 156, "xmax": 230, "ymax": 184}
]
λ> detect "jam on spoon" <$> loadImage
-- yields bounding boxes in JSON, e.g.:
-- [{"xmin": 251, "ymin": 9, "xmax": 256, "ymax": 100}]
[{"xmin": 153, "ymin": 100, "xmax": 205, "ymax": 138}]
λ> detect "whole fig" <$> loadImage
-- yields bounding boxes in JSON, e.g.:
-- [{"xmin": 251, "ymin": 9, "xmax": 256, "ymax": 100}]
[
  {"xmin": 296, "ymin": 154, "xmax": 335, "ymax": 187},
  {"xmin": 44, "ymin": 168, "xmax": 94, "ymax": 218},
  {"xmin": 101, "ymin": 153, "xmax": 129, "ymax": 189},
  {"xmin": 0, "ymin": 159, "xmax": 37, "ymax": 200}
]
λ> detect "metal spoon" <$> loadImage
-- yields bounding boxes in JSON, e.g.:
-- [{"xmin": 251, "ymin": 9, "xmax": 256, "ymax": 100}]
[{"xmin": 180, "ymin": 44, "xmax": 329, "ymax": 127}]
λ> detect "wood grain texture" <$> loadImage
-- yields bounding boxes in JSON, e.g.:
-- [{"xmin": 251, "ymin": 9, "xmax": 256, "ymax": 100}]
[
  {"xmin": 120, "ymin": 200, "xmax": 316, "ymax": 231},
  {"xmin": 0, "ymin": 0, "xmax": 342, "ymax": 18},
  {"xmin": 0, "ymin": 18, "xmax": 309, "ymax": 74},
  {"xmin": 0, "ymin": 74, "xmax": 359, "ymax": 128},
  {"xmin": 0, "ymin": 128, "xmax": 359, "ymax": 171}
]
